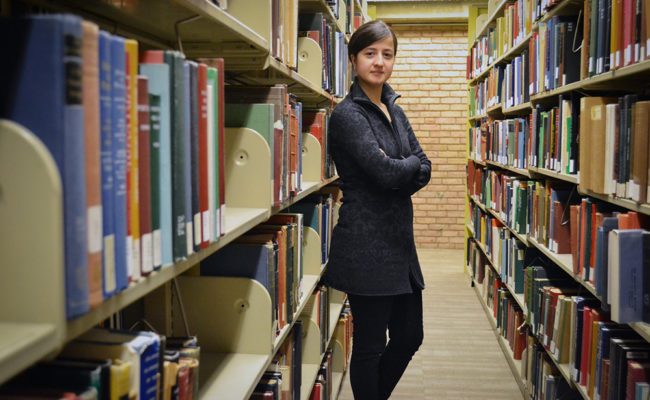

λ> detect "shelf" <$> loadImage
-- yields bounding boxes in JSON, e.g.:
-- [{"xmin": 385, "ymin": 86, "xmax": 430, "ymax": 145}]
[
  {"xmin": 468, "ymin": 157, "xmax": 487, "ymax": 167},
  {"xmin": 485, "ymin": 160, "xmax": 532, "ymax": 178},
  {"xmin": 199, "ymin": 352, "xmax": 270, "ymax": 399},
  {"xmin": 581, "ymin": 59, "xmax": 650, "ymax": 91},
  {"xmin": 537, "ymin": 0, "xmax": 584, "ymax": 24},
  {"xmin": 470, "ymin": 280, "xmax": 528, "ymax": 398},
  {"xmin": 526, "ymin": 237, "xmax": 599, "ymax": 299},
  {"xmin": 25, "ymin": 0, "xmax": 269, "ymax": 61},
  {"xmin": 502, "ymin": 101, "xmax": 532, "ymax": 115},
  {"xmin": 66, "ymin": 178, "xmax": 335, "ymax": 343},
  {"xmin": 468, "ymin": 112, "xmax": 488, "ymax": 122},
  {"xmin": 470, "ymin": 31, "xmax": 533, "ymax": 86},
  {"xmin": 301, "ymin": 363, "xmax": 321, "ymax": 400},
  {"xmin": 530, "ymin": 79, "xmax": 583, "ymax": 103},
  {"xmin": 629, "ymin": 322, "xmax": 650, "ymax": 343},
  {"xmin": 487, "ymin": 103, "xmax": 503, "ymax": 115},
  {"xmin": 469, "ymin": 196, "xmax": 529, "ymax": 248},
  {"xmin": 528, "ymin": 166, "xmax": 579, "ymax": 185},
  {"xmin": 472, "ymin": 0, "xmax": 508, "ymax": 47},
  {"xmin": 503, "ymin": 282, "xmax": 528, "ymax": 315},
  {"xmin": 577, "ymin": 188, "xmax": 650, "ymax": 217},
  {"xmin": 0, "ymin": 323, "xmax": 59, "ymax": 385}
]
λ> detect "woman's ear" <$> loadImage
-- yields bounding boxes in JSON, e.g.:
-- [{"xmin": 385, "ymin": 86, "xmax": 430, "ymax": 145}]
[{"xmin": 349, "ymin": 54, "xmax": 356, "ymax": 69}]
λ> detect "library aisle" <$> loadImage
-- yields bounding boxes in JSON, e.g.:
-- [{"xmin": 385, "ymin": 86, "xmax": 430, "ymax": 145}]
[{"xmin": 337, "ymin": 249, "xmax": 522, "ymax": 400}]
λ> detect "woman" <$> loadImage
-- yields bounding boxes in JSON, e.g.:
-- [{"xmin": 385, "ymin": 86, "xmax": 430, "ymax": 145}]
[{"xmin": 322, "ymin": 20, "xmax": 432, "ymax": 400}]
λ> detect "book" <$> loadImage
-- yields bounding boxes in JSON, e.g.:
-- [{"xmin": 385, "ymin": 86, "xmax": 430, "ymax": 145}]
[
  {"xmin": 136, "ymin": 76, "xmax": 153, "ymax": 276},
  {"xmin": 0, "ymin": 14, "xmax": 89, "ymax": 318},
  {"xmin": 139, "ymin": 51, "xmax": 174, "ymax": 268},
  {"xmin": 609, "ymin": 229, "xmax": 645, "ymax": 324},
  {"xmin": 148, "ymin": 94, "xmax": 162, "ymax": 270},
  {"xmin": 110, "ymin": 35, "xmax": 129, "ymax": 293},
  {"xmin": 98, "ymin": 30, "xmax": 117, "ymax": 298},
  {"xmin": 81, "ymin": 20, "xmax": 104, "ymax": 309},
  {"xmin": 125, "ymin": 39, "xmax": 141, "ymax": 283}
]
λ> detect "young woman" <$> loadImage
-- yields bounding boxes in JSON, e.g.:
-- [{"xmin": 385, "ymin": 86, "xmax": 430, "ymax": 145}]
[{"xmin": 322, "ymin": 20, "xmax": 432, "ymax": 400}]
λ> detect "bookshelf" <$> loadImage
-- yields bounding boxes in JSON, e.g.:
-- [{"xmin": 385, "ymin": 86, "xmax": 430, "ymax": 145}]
[
  {"xmin": 466, "ymin": 0, "xmax": 650, "ymax": 398},
  {"xmin": 0, "ymin": 0, "xmax": 362, "ymax": 397}
]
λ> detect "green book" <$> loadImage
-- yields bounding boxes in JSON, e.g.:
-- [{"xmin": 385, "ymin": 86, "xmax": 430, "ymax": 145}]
[
  {"xmin": 148, "ymin": 93, "xmax": 162, "ymax": 269},
  {"xmin": 206, "ymin": 67, "xmax": 221, "ymax": 241},
  {"xmin": 225, "ymin": 102, "xmax": 275, "ymax": 183},
  {"xmin": 164, "ymin": 50, "xmax": 187, "ymax": 261}
]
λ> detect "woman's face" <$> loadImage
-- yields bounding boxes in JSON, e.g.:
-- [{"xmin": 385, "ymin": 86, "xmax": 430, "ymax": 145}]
[{"xmin": 351, "ymin": 35, "xmax": 395, "ymax": 89}]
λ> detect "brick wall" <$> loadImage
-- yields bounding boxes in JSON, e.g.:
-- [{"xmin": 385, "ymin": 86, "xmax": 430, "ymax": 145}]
[{"xmin": 388, "ymin": 25, "xmax": 468, "ymax": 249}]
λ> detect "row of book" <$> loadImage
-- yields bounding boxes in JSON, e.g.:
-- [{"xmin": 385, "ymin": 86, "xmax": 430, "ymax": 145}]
[
  {"xmin": 469, "ymin": 0, "xmax": 535, "ymax": 79},
  {"xmin": 469, "ymin": 93, "xmax": 650, "ymax": 201},
  {"xmin": 249, "ymin": 299, "xmax": 353, "ymax": 400},
  {"xmin": 470, "ymin": 249, "xmax": 650, "ymax": 400},
  {"xmin": 469, "ymin": 0, "xmax": 650, "ymax": 86},
  {"xmin": 468, "ymin": 170, "xmax": 650, "ymax": 325},
  {"xmin": 0, "ymin": 328, "xmax": 197, "ymax": 400},
  {"xmin": 250, "ymin": 321, "xmax": 304, "ymax": 400},
  {"xmin": 297, "ymin": 12, "xmax": 350, "ymax": 98},
  {"xmin": 0, "ymin": 13, "xmax": 338, "ymax": 320},
  {"xmin": 579, "ymin": 96, "xmax": 650, "ymax": 203}
]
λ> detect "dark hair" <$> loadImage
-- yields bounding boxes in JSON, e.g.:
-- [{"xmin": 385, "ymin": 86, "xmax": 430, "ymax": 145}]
[{"xmin": 348, "ymin": 20, "xmax": 397, "ymax": 61}]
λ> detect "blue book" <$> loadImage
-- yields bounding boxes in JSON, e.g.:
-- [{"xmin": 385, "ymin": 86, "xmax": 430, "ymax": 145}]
[
  {"xmin": 139, "ymin": 62, "xmax": 173, "ymax": 267},
  {"xmin": 98, "ymin": 30, "xmax": 116, "ymax": 298},
  {"xmin": 0, "ymin": 14, "xmax": 89, "ymax": 318},
  {"xmin": 110, "ymin": 35, "xmax": 129, "ymax": 292},
  {"xmin": 597, "ymin": 216, "xmax": 619, "ymax": 305},
  {"xmin": 593, "ymin": 322, "xmax": 637, "ymax": 400},
  {"xmin": 201, "ymin": 242, "xmax": 276, "ymax": 299},
  {"xmin": 182, "ymin": 61, "xmax": 194, "ymax": 256},
  {"xmin": 611, "ymin": 229, "xmax": 645, "ymax": 324}
]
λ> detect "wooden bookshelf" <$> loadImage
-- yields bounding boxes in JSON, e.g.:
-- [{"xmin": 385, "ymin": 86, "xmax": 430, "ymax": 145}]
[
  {"xmin": 528, "ymin": 166, "xmax": 579, "ymax": 185},
  {"xmin": 485, "ymin": 160, "xmax": 532, "ymax": 178},
  {"xmin": 577, "ymin": 187, "xmax": 650, "ymax": 217}
]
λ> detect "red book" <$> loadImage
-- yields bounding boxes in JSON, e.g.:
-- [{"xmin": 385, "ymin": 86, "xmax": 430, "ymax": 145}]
[
  {"xmin": 124, "ymin": 54, "xmax": 133, "ymax": 282},
  {"xmin": 553, "ymin": 201, "xmax": 572, "ymax": 254},
  {"xmin": 137, "ymin": 76, "xmax": 153, "ymax": 276},
  {"xmin": 579, "ymin": 200, "xmax": 587, "ymax": 277},
  {"xmin": 580, "ymin": 306, "xmax": 594, "ymax": 386},
  {"xmin": 602, "ymin": 359, "xmax": 611, "ymax": 400},
  {"xmin": 626, "ymin": 360, "xmax": 650, "ymax": 400},
  {"xmin": 197, "ymin": 63, "xmax": 209, "ymax": 248},
  {"xmin": 624, "ymin": 0, "xmax": 635, "ymax": 66},
  {"xmin": 310, "ymin": 382, "xmax": 323, "ymax": 400},
  {"xmin": 82, "ymin": 21, "xmax": 103, "ymax": 308}
]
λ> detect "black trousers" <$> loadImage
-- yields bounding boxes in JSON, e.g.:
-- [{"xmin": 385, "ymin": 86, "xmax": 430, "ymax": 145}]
[{"xmin": 347, "ymin": 289, "xmax": 423, "ymax": 400}]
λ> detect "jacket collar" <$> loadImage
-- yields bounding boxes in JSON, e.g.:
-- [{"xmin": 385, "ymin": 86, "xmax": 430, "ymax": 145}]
[{"xmin": 349, "ymin": 78, "xmax": 401, "ymax": 106}]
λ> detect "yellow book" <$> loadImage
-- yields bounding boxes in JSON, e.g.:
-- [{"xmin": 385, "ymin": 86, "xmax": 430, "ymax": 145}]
[
  {"xmin": 110, "ymin": 359, "xmax": 132, "ymax": 400},
  {"xmin": 611, "ymin": 0, "xmax": 620, "ymax": 69},
  {"xmin": 124, "ymin": 39, "xmax": 140, "ymax": 282}
]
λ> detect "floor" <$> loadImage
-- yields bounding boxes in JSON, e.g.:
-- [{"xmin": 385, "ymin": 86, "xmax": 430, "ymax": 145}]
[{"xmin": 335, "ymin": 248, "xmax": 524, "ymax": 400}]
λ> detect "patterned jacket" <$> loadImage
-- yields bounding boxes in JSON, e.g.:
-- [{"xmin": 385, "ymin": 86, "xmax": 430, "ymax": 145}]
[{"xmin": 322, "ymin": 79, "xmax": 432, "ymax": 296}]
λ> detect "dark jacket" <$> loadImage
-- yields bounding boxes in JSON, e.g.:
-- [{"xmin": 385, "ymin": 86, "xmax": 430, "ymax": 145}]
[{"xmin": 322, "ymin": 80, "xmax": 432, "ymax": 296}]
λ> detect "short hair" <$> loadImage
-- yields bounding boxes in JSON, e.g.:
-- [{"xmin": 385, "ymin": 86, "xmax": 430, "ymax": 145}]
[{"xmin": 348, "ymin": 20, "xmax": 397, "ymax": 62}]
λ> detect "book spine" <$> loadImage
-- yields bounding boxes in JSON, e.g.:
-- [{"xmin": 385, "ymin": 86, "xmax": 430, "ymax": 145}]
[
  {"xmin": 137, "ymin": 76, "xmax": 153, "ymax": 276},
  {"xmin": 82, "ymin": 21, "xmax": 103, "ymax": 309},
  {"xmin": 111, "ymin": 36, "xmax": 129, "ymax": 292},
  {"xmin": 148, "ymin": 93, "xmax": 162, "ymax": 270},
  {"xmin": 98, "ymin": 31, "xmax": 116, "ymax": 298}
]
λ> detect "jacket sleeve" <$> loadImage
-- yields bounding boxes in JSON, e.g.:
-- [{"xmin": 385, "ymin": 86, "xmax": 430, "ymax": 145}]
[
  {"xmin": 399, "ymin": 115, "xmax": 432, "ymax": 196},
  {"xmin": 330, "ymin": 105, "xmax": 421, "ymax": 190}
]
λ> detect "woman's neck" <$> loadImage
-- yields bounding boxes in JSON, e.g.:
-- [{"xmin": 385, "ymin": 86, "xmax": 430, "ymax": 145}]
[{"xmin": 358, "ymin": 80, "xmax": 384, "ymax": 107}]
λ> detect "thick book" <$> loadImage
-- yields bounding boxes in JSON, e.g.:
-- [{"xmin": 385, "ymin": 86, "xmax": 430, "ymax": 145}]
[
  {"xmin": 139, "ymin": 51, "xmax": 173, "ymax": 268},
  {"xmin": 609, "ymin": 229, "xmax": 645, "ymax": 324},
  {"xmin": 136, "ymin": 76, "xmax": 153, "ymax": 276},
  {"xmin": 164, "ymin": 50, "xmax": 188, "ymax": 262},
  {"xmin": 98, "ymin": 30, "xmax": 117, "ymax": 298},
  {"xmin": 0, "ymin": 14, "xmax": 89, "ymax": 318},
  {"xmin": 82, "ymin": 20, "xmax": 104, "ymax": 309},
  {"xmin": 629, "ymin": 101, "xmax": 650, "ymax": 202}
]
